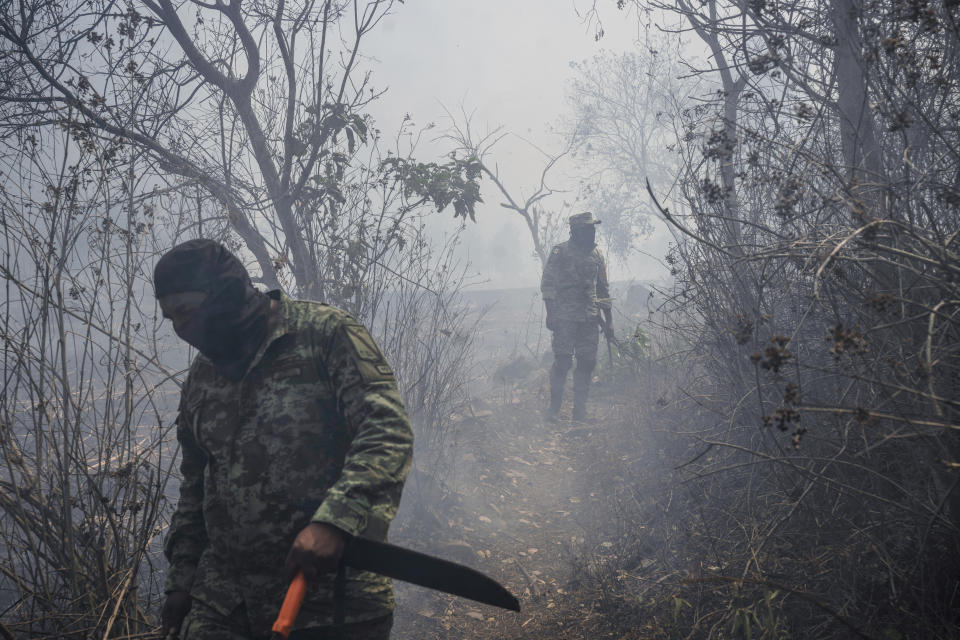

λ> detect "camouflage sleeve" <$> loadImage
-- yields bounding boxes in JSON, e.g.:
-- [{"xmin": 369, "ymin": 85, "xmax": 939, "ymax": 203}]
[
  {"xmin": 311, "ymin": 318, "xmax": 414, "ymax": 540},
  {"xmin": 597, "ymin": 252, "xmax": 612, "ymax": 311},
  {"xmin": 541, "ymin": 246, "xmax": 560, "ymax": 300},
  {"xmin": 163, "ymin": 388, "xmax": 209, "ymax": 594}
]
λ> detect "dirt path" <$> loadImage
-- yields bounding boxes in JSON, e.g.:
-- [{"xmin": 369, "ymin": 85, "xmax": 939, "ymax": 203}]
[{"xmin": 391, "ymin": 386, "xmax": 648, "ymax": 639}]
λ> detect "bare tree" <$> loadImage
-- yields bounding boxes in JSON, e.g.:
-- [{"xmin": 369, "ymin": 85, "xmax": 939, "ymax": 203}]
[
  {"xmin": 572, "ymin": 1, "xmax": 960, "ymax": 636},
  {"xmin": 0, "ymin": 2, "xmax": 486, "ymax": 636},
  {"xmin": 563, "ymin": 32, "xmax": 692, "ymax": 256},
  {"xmin": 0, "ymin": 0, "xmax": 482, "ymax": 299},
  {"xmin": 0, "ymin": 113, "xmax": 181, "ymax": 637},
  {"xmin": 441, "ymin": 110, "xmax": 573, "ymax": 267}
]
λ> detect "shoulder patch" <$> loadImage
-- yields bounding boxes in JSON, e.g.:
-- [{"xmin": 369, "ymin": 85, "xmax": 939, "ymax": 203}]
[
  {"xmin": 341, "ymin": 323, "xmax": 395, "ymax": 383},
  {"xmin": 344, "ymin": 324, "xmax": 380, "ymax": 361}
]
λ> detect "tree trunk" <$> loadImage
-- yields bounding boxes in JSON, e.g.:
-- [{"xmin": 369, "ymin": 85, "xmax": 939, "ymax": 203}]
[{"xmin": 830, "ymin": 0, "xmax": 886, "ymax": 220}]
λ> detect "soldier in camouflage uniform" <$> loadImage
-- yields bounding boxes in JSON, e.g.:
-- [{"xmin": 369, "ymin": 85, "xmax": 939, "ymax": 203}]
[
  {"xmin": 154, "ymin": 240, "xmax": 413, "ymax": 640},
  {"xmin": 540, "ymin": 212, "xmax": 613, "ymax": 422}
]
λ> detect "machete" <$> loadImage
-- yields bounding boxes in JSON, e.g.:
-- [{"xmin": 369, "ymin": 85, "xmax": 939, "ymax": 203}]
[
  {"xmin": 271, "ymin": 537, "xmax": 520, "ymax": 638},
  {"xmin": 345, "ymin": 536, "xmax": 520, "ymax": 610}
]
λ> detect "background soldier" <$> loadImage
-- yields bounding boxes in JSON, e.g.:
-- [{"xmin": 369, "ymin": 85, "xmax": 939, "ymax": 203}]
[
  {"xmin": 155, "ymin": 239, "xmax": 413, "ymax": 640},
  {"xmin": 540, "ymin": 212, "xmax": 614, "ymax": 422}
]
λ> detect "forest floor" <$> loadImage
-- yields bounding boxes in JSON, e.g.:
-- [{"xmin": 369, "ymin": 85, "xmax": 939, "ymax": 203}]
[{"xmin": 390, "ymin": 369, "xmax": 672, "ymax": 639}]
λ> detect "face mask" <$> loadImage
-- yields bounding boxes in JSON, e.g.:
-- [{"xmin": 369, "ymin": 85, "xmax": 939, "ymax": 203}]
[
  {"xmin": 155, "ymin": 240, "xmax": 271, "ymax": 380},
  {"xmin": 187, "ymin": 278, "xmax": 270, "ymax": 380},
  {"xmin": 571, "ymin": 225, "xmax": 596, "ymax": 248},
  {"xmin": 159, "ymin": 291, "xmax": 209, "ymax": 349}
]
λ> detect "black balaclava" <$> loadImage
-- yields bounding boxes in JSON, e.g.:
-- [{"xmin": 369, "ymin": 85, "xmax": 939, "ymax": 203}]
[
  {"xmin": 154, "ymin": 239, "xmax": 271, "ymax": 380},
  {"xmin": 570, "ymin": 224, "xmax": 597, "ymax": 249}
]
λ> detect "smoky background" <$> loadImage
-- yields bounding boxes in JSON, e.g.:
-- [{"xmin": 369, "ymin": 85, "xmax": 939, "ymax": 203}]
[{"xmin": 0, "ymin": 1, "xmax": 957, "ymax": 639}]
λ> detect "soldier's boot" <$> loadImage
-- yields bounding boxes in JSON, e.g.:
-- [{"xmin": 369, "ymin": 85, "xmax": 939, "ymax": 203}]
[
  {"xmin": 549, "ymin": 355, "xmax": 573, "ymax": 420},
  {"xmin": 572, "ymin": 358, "xmax": 596, "ymax": 422}
]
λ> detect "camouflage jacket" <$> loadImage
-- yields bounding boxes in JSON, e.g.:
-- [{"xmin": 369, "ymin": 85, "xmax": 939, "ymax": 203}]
[
  {"xmin": 540, "ymin": 240, "xmax": 611, "ymax": 323},
  {"xmin": 164, "ymin": 291, "xmax": 413, "ymax": 634}
]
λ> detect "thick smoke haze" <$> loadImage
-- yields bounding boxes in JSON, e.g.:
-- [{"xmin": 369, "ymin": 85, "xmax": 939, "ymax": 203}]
[
  {"xmin": 2, "ymin": 1, "xmax": 957, "ymax": 638},
  {"xmin": 364, "ymin": 0, "xmax": 672, "ymax": 289}
]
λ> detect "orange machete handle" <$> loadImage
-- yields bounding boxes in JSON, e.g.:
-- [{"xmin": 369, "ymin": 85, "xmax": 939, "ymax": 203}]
[{"xmin": 271, "ymin": 571, "xmax": 307, "ymax": 639}]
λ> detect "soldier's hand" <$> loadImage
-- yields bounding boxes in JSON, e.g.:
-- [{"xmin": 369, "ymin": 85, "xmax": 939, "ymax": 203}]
[
  {"xmin": 160, "ymin": 590, "xmax": 191, "ymax": 639},
  {"xmin": 285, "ymin": 522, "xmax": 347, "ymax": 581},
  {"xmin": 544, "ymin": 300, "xmax": 557, "ymax": 331}
]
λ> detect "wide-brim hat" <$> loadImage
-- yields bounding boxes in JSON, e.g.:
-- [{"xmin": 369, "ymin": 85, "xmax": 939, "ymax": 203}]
[{"xmin": 568, "ymin": 211, "xmax": 601, "ymax": 227}]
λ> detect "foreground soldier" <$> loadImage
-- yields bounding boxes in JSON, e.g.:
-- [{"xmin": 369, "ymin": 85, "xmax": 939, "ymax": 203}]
[
  {"xmin": 540, "ymin": 212, "xmax": 613, "ymax": 422},
  {"xmin": 156, "ymin": 239, "xmax": 413, "ymax": 640}
]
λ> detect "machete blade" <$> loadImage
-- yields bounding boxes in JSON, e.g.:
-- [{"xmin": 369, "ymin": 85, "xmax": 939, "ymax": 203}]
[{"xmin": 344, "ymin": 537, "xmax": 521, "ymax": 612}]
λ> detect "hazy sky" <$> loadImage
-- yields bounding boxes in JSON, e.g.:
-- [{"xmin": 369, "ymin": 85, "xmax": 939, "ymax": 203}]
[{"xmin": 363, "ymin": 1, "xmax": 672, "ymax": 289}]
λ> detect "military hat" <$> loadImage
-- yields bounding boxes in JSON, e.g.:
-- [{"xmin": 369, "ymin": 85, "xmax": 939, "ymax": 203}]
[
  {"xmin": 568, "ymin": 211, "xmax": 601, "ymax": 227},
  {"xmin": 153, "ymin": 238, "xmax": 250, "ymax": 298}
]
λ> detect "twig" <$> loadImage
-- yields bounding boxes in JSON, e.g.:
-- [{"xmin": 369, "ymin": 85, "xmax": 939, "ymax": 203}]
[
  {"xmin": 101, "ymin": 568, "xmax": 136, "ymax": 640},
  {"xmin": 645, "ymin": 179, "xmax": 735, "ymax": 256},
  {"xmin": 681, "ymin": 574, "xmax": 877, "ymax": 640},
  {"xmin": 514, "ymin": 558, "xmax": 539, "ymax": 597}
]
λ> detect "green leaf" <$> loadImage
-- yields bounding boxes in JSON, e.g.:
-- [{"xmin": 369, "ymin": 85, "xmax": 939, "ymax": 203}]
[
  {"xmin": 346, "ymin": 127, "xmax": 355, "ymax": 154},
  {"xmin": 351, "ymin": 114, "xmax": 368, "ymax": 141}
]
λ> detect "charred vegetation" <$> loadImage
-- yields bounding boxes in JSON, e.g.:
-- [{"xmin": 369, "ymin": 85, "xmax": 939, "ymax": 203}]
[{"xmin": 0, "ymin": 0, "xmax": 957, "ymax": 639}]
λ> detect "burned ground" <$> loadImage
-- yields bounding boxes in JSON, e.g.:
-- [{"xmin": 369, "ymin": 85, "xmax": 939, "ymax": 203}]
[
  {"xmin": 391, "ymin": 371, "xmax": 662, "ymax": 639},
  {"xmin": 385, "ymin": 285, "xmax": 960, "ymax": 639},
  {"xmin": 387, "ymin": 288, "xmax": 687, "ymax": 640}
]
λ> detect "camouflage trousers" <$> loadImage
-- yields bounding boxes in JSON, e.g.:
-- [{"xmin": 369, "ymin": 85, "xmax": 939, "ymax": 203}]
[
  {"xmin": 550, "ymin": 319, "xmax": 600, "ymax": 360},
  {"xmin": 549, "ymin": 320, "xmax": 599, "ymax": 419},
  {"xmin": 180, "ymin": 598, "xmax": 393, "ymax": 640}
]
